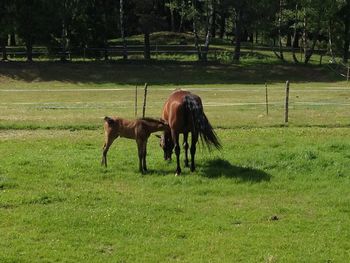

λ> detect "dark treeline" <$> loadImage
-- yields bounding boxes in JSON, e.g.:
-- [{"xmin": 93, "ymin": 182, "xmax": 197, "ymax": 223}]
[{"xmin": 0, "ymin": 0, "xmax": 349, "ymax": 63}]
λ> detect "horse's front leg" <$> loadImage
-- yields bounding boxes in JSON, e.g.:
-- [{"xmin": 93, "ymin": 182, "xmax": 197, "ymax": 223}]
[
  {"xmin": 183, "ymin": 132, "xmax": 189, "ymax": 168},
  {"xmin": 172, "ymin": 131, "xmax": 181, "ymax": 176},
  {"xmin": 190, "ymin": 132, "xmax": 198, "ymax": 172}
]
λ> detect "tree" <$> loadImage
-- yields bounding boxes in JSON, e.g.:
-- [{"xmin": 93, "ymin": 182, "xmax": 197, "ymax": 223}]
[
  {"xmin": 15, "ymin": 0, "xmax": 54, "ymax": 61},
  {"xmin": 338, "ymin": 0, "xmax": 350, "ymax": 62},
  {"xmin": 0, "ymin": 0, "xmax": 14, "ymax": 60},
  {"xmin": 120, "ymin": 0, "xmax": 128, "ymax": 59},
  {"xmin": 135, "ymin": 0, "xmax": 166, "ymax": 60}
]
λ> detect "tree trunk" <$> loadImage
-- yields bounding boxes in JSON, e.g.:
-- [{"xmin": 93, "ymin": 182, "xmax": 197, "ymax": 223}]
[
  {"xmin": 219, "ymin": 13, "xmax": 226, "ymax": 39},
  {"xmin": 286, "ymin": 32, "xmax": 291, "ymax": 47},
  {"xmin": 169, "ymin": 0, "xmax": 175, "ymax": 32},
  {"xmin": 302, "ymin": 8, "xmax": 307, "ymax": 63},
  {"xmin": 120, "ymin": 0, "xmax": 128, "ymax": 59},
  {"xmin": 104, "ymin": 41, "xmax": 109, "ymax": 61},
  {"xmin": 26, "ymin": 39, "xmax": 33, "ymax": 62},
  {"xmin": 61, "ymin": 20, "xmax": 68, "ymax": 61},
  {"xmin": 10, "ymin": 32, "xmax": 16, "ymax": 46},
  {"xmin": 291, "ymin": 4, "xmax": 299, "ymax": 63},
  {"xmin": 192, "ymin": 0, "xmax": 202, "ymax": 61},
  {"xmin": 305, "ymin": 12, "xmax": 321, "ymax": 64},
  {"xmin": 328, "ymin": 21, "xmax": 336, "ymax": 61},
  {"xmin": 178, "ymin": 1, "xmax": 185, "ymax": 32},
  {"xmin": 210, "ymin": 2, "xmax": 216, "ymax": 38},
  {"xmin": 343, "ymin": 14, "xmax": 349, "ymax": 63},
  {"xmin": 241, "ymin": 30, "xmax": 248, "ymax": 42},
  {"xmin": 60, "ymin": 1, "xmax": 68, "ymax": 62},
  {"xmin": 234, "ymin": 9, "xmax": 242, "ymax": 61},
  {"xmin": 304, "ymin": 32, "xmax": 318, "ymax": 64},
  {"xmin": 275, "ymin": 0, "xmax": 285, "ymax": 61},
  {"xmin": 293, "ymin": 33, "xmax": 299, "ymax": 48},
  {"xmin": 144, "ymin": 32, "xmax": 151, "ymax": 60},
  {"xmin": 202, "ymin": 0, "xmax": 214, "ymax": 62},
  {"xmin": 1, "ymin": 38, "xmax": 8, "ymax": 61}
]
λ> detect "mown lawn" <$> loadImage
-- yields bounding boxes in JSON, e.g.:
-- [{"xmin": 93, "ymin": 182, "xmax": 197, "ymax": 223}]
[{"xmin": 1, "ymin": 127, "xmax": 350, "ymax": 262}]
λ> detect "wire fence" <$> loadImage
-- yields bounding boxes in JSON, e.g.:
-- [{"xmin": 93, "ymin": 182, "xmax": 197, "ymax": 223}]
[{"xmin": 1, "ymin": 84, "xmax": 349, "ymax": 128}]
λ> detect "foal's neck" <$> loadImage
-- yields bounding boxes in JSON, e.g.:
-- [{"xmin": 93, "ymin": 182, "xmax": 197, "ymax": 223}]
[{"xmin": 146, "ymin": 123, "xmax": 167, "ymax": 133}]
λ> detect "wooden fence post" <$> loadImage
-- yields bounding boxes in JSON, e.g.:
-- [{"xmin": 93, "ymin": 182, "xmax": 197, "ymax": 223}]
[
  {"xmin": 135, "ymin": 84, "xmax": 138, "ymax": 117},
  {"xmin": 142, "ymin": 83, "xmax": 148, "ymax": 118},
  {"xmin": 347, "ymin": 66, "xmax": 350, "ymax": 82},
  {"xmin": 285, "ymin": 80, "xmax": 290, "ymax": 124},
  {"xmin": 265, "ymin": 82, "xmax": 269, "ymax": 116}
]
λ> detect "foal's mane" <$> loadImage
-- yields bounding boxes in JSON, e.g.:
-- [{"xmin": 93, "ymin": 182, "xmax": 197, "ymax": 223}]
[{"xmin": 139, "ymin": 117, "xmax": 167, "ymax": 126}]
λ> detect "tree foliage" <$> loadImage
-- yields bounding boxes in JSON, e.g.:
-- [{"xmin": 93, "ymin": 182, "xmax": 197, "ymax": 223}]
[{"xmin": 0, "ymin": 0, "xmax": 349, "ymax": 62}]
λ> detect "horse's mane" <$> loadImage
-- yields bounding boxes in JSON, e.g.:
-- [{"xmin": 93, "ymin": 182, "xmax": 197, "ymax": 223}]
[{"xmin": 139, "ymin": 117, "xmax": 167, "ymax": 126}]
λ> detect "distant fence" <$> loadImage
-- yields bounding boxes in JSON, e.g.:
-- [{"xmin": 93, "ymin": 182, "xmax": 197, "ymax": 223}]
[
  {"xmin": 3, "ymin": 44, "xmax": 331, "ymax": 61},
  {"xmin": 2, "ymin": 45, "xmax": 227, "ymax": 61}
]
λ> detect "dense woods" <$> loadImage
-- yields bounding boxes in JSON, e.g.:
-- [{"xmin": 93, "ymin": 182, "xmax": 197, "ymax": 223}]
[{"xmin": 0, "ymin": 0, "xmax": 349, "ymax": 63}]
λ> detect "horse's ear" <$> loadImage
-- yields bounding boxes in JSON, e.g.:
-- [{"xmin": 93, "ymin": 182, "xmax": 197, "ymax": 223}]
[{"xmin": 154, "ymin": 134, "xmax": 161, "ymax": 138}]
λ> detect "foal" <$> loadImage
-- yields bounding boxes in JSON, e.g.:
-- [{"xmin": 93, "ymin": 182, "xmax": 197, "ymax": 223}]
[{"xmin": 101, "ymin": 116, "xmax": 169, "ymax": 173}]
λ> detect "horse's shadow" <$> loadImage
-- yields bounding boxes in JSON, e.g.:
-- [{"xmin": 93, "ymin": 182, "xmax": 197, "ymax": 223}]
[{"xmin": 199, "ymin": 158, "xmax": 271, "ymax": 183}]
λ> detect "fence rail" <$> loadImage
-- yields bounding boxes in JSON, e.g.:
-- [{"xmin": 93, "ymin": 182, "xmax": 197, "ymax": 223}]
[{"xmin": 2, "ymin": 44, "xmax": 225, "ymax": 59}]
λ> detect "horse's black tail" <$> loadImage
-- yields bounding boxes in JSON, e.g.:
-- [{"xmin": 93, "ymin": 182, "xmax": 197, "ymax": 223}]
[
  {"xmin": 104, "ymin": 116, "xmax": 114, "ymax": 126},
  {"xmin": 184, "ymin": 95, "xmax": 222, "ymax": 150}
]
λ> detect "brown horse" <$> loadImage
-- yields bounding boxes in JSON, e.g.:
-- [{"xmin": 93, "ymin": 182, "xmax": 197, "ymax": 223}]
[
  {"xmin": 101, "ymin": 116, "xmax": 169, "ymax": 173},
  {"xmin": 159, "ymin": 90, "xmax": 221, "ymax": 175}
]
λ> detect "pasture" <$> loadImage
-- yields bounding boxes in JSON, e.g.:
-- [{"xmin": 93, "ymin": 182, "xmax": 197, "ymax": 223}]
[{"xmin": 1, "ymin": 62, "xmax": 350, "ymax": 262}]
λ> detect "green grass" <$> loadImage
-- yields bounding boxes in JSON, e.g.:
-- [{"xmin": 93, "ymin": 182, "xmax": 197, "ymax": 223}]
[
  {"xmin": 1, "ymin": 128, "xmax": 350, "ymax": 262},
  {"xmin": 1, "ymin": 60, "xmax": 350, "ymax": 262}
]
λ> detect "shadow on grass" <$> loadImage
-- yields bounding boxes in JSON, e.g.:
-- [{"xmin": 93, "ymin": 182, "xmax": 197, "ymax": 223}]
[
  {"xmin": 0, "ymin": 60, "xmax": 341, "ymax": 85},
  {"xmin": 200, "ymin": 158, "xmax": 271, "ymax": 183}
]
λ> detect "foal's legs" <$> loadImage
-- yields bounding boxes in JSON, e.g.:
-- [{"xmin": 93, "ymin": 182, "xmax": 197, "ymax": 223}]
[
  {"xmin": 172, "ymin": 131, "xmax": 181, "ymax": 176},
  {"xmin": 137, "ymin": 139, "xmax": 147, "ymax": 174},
  {"xmin": 183, "ymin": 132, "xmax": 189, "ymax": 168},
  {"xmin": 142, "ymin": 138, "xmax": 148, "ymax": 172},
  {"xmin": 101, "ymin": 135, "xmax": 118, "ymax": 167},
  {"xmin": 190, "ymin": 132, "xmax": 198, "ymax": 172}
]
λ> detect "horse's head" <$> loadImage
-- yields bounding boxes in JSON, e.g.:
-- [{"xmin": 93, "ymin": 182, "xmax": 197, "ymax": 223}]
[{"xmin": 156, "ymin": 132, "xmax": 174, "ymax": 161}]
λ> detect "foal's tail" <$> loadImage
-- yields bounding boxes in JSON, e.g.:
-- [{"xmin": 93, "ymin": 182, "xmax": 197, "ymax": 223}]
[{"xmin": 184, "ymin": 95, "xmax": 222, "ymax": 150}]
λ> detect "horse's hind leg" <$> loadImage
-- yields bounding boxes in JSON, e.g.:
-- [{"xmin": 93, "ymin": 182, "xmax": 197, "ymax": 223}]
[
  {"xmin": 183, "ymin": 132, "xmax": 189, "ymax": 168},
  {"xmin": 101, "ymin": 136, "xmax": 117, "ymax": 167},
  {"xmin": 190, "ymin": 132, "xmax": 198, "ymax": 172}
]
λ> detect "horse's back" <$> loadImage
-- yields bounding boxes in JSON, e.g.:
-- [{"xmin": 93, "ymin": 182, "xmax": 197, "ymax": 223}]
[{"xmin": 162, "ymin": 90, "xmax": 201, "ymax": 133}]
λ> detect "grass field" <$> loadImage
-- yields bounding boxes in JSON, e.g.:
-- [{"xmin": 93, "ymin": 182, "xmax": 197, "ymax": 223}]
[{"xmin": 1, "ymin": 61, "xmax": 350, "ymax": 262}]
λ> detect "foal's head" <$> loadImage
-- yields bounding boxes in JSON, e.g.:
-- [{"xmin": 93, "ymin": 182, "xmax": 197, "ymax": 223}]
[{"xmin": 159, "ymin": 130, "xmax": 174, "ymax": 161}]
